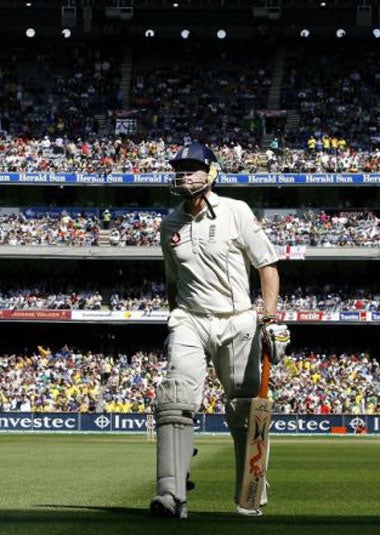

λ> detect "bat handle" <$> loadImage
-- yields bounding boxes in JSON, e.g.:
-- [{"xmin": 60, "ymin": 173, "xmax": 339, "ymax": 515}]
[{"xmin": 258, "ymin": 353, "xmax": 271, "ymax": 399}]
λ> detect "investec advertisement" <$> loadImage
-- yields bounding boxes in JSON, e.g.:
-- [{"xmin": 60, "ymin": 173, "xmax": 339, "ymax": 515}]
[{"xmin": 0, "ymin": 413, "xmax": 379, "ymax": 434}]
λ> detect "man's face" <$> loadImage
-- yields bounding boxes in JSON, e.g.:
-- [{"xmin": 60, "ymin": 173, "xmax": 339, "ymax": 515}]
[{"xmin": 171, "ymin": 161, "xmax": 209, "ymax": 197}]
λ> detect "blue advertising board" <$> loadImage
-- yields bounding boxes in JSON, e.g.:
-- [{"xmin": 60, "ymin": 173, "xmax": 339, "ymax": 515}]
[
  {"xmin": 1, "ymin": 172, "xmax": 380, "ymax": 186},
  {"xmin": 0, "ymin": 413, "xmax": 378, "ymax": 435}
]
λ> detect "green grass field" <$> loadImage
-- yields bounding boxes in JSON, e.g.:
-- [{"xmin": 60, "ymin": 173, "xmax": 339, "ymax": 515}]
[{"xmin": 0, "ymin": 435, "xmax": 379, "ymax": 535}]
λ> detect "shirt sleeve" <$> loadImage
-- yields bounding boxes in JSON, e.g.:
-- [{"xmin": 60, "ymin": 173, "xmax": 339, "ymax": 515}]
[{"xmin": 236, "ymin": 201, "xmax": 278, "ymax": 268}]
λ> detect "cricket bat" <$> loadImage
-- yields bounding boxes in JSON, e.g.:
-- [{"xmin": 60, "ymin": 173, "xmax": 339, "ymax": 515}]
[{"xmin": 239, "ymin": 352, "xmax": 273, "ymax": 510}]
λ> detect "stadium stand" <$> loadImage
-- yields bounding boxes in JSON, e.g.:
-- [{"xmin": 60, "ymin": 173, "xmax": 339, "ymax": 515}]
[
  {"xmin": 280, "ymin": 41, "xmax": 380, "ymax": 151},
  {"xmin": 0, "ymin": 21, "xmax": 379, "ymax": 422},
  {"xmin": 0, "ymin": 209, "xmax": 378, "ymax": 247},
  {"xmin": 1, "ymin": 347, "xmax": 379, "ymax": 415},
  {"xmin": 0, "ymin": 40, "xmax": 121, "ymax": 139},
  {"xmin": 129, "ymin": 41, "xmax": 272, "ymax": 146},
  {"xmin": 1, "ymin": 281, "xmax": 379, "ymax": 313}
]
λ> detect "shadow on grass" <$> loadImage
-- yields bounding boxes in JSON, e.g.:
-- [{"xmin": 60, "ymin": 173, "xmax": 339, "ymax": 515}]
[{"xmin": 0, "ymin": 505, "xmax": 379, "ymax": 535}]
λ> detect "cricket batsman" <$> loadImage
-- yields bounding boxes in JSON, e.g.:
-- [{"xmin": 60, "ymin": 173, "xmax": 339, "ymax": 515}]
[{"xmin": 150, "ymin": 142, "xmax": 290, "ymax": 519}]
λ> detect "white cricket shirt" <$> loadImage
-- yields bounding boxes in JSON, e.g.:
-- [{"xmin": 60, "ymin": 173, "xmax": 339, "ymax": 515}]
[{"xmin": 160, "ymin": 192, "xmax": 278, "ymax": 315}]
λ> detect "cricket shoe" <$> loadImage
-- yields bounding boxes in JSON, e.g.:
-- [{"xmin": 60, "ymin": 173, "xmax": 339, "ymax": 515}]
[
  {"xmin": 236, "ymin": 506, "xmax": 263, "ymax": 517},
  {"xmin": 260, "ymin": 480, "xmax": 269, "ymax": 507},
  {"xmin": 150, "ymin": 493, "xmax": 188, "ymax": 519}
]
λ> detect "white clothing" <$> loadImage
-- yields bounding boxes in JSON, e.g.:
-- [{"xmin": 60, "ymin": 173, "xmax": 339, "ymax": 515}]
[
  {"xmin": 160, "ymin": 192, "xmax": 278, "ymax": 315},
  {"xmin": 157, "ymin": 190, "xmax": 278, "ymax": 509}
]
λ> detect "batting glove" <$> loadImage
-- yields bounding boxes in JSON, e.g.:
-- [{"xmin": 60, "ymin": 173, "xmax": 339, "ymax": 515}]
[{"xmin": 261, "ymin": 317, "xmax": 290, "ymax": 365}]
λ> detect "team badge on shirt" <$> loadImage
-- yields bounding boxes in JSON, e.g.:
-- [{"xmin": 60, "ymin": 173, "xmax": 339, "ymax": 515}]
[
  {"xmin": 170, "ymin": 232, "xmax": 181, "ymax": 247},
  {"xmin": 209, "ymin": 224, "xmax": 216, "ymax": 241}
]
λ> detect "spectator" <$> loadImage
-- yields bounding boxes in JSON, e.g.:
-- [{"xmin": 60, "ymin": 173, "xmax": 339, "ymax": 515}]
[{"xmin": 102, "ymin": 209, "xmax": 111, "ymax": 230}]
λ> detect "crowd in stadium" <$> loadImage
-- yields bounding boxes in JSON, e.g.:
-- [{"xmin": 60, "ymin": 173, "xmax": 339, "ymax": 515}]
[
  {"xmin": 0, "ymin": 284, "xmax": 379, "ymax": 313},
  {"xmin": 109, "ymin": 210, "xmax": 162, "ymax": 246},
  {"xmin": 0, "ymin": 346, "xmax": 378, "ymax": 415},
  {"xmin": 0, "ymin": 209, "xmax": 378, "ymax": 247},
  {"xmin": 3, "ymin": 135, "xmax": 380, "ymax": 174},
  {"xmin": 1, "ymin": 39, "xmax": 380, "ymax": 174},
  {"xmin": 2, "ymin": 38, "xmax": 380, "ymax": 172},
  {"xmin": 280, "ymin": 43, "xmax": 380, "ymax": 151},
  {"xmin": 0, "ymin": 210, "xmax": 164, "ymax": 246},
  {"xmin": 261, "ymin": 210, "xmax": 380, "ymax": 247},
  {"xmin": 0, "ymin": 212, "xmax": 100, "ymax": 246},
  {"xmin": 130, "ymin": 41, "xmax": 271, "ymax": 147},
  {"xmin": 0, "ymin": 41, "xmax": 121, "ymax": 141},
  {"xmin": 263, "ymin": 144, "xmax": 380, "ymax": 174},
  {"xmin": 0, "ymin": 37, "xmax": 379, "ymax": 426}
]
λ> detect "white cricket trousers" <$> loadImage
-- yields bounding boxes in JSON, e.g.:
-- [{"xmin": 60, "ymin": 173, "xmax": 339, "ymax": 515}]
[{"xmin": 165, "ymin": 307, "xmax": 261, "ymax": 407}]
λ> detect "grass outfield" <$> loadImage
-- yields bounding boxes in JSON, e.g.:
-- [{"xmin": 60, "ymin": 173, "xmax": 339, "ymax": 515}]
[{"xmin": 0, "ymin": 435, "xmax": 379, "ymax": 535}]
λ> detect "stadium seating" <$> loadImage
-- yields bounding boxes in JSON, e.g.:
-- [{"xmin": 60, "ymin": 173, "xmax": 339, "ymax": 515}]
[{"xmin": 1, "ymin": 347, "xmax": 379, "ymax": 415}]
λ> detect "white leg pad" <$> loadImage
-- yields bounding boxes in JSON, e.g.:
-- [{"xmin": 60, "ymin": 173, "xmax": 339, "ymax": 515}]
[
  {"xmin": 155, "ymin": 378, "xmax": 197, "ymax": 503},
  {"xmin": 225, "ymin": 398, "xmax": 251, "ymax": 504}
]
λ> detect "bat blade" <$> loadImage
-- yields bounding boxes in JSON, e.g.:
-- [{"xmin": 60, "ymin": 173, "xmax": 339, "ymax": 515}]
[{"xmin": 239, "ymin": 396, "xmax": 273, "ymax": 510}]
